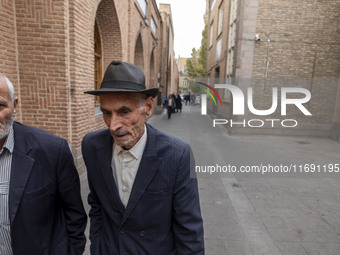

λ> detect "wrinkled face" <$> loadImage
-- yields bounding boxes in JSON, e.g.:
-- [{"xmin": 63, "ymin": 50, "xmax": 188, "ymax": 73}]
[
  {"xmin": 0, "ymin": 77, "xmax": 17, "ymax": 147},
  {"xmin": 100, "ymin": 92, "xmax": 153, "ymax": 150}
]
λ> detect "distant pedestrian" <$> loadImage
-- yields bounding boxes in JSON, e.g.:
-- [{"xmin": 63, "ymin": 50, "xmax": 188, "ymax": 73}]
[
  {"xmin": 184, "ymin": 94, "xmax": 189, "ymax": 105},
  {"xmin": 175, "ymin": 94, "xmax": 182, "ymax": 113},
  {"xmin": 190, "ymin": 94, "xmax": 195, "ymax": 105},
  {"xmin": 167, "ymin": 94, "xmax": 176, "ymax": 119},
  {"xmin": 162, "ymin": 96, "xmax": 167, "ymax": 107}
]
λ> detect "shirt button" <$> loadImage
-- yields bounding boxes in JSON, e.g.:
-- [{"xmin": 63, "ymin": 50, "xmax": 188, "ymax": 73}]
[
  {"xmin": 140, "ymin": 231, "xmax": 145, "ymax": 237},
  {"xmin": 124, "ymin": 163, "xmax": 128, "ymax": 167},
  {"xmin": 123, "ymin": 187, "xmax": 129, "ymax": 192},
  {"xmin": 120, "ymin": 228, "xmax": 125, "ymax": 234}
]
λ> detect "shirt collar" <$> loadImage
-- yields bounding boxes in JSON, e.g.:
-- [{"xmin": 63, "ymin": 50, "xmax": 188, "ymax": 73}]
[
  {"xmin": 114, "ymin": 125, "xmax": 147, "ymax": 160},
  {"xmin": 1, "ymin": 124, "xmax": 14, "ymax": 154}
]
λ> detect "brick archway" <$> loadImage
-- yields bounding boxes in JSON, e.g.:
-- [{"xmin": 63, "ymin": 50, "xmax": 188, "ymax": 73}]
[
  {"xmin": 95, "ymin": 0, "xmax": 122, "ymax": 71},
  {"xmin": 134, "ymin": 34, "xmax": 144, "ymax": 71}
]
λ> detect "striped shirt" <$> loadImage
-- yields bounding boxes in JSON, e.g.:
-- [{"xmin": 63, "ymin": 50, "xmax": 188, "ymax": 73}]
[{"xmin": 0, "ymin": 125, "xmax": 14, "ymax": 255}]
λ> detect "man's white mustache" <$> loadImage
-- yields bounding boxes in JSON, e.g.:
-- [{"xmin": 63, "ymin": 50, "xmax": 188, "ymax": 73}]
[{"xmin": 112, "ymin": 130, "xmax": 131, "ymax": 136}]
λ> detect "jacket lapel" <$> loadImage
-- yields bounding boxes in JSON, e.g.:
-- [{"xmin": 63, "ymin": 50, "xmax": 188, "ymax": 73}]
[
  {"xmin": 96, "ymin": 131, "xmax": 125, "ymax": 214},
  {"xmin": 121, "ymin": 124, "xmax": 162, "ymax": 225},
  {"xmin": 9, "ymin": 122, "xmax": 34, "ymax": 224}
]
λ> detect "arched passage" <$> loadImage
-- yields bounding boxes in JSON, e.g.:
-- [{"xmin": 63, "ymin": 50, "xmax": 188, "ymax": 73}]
[
  {"xmin": 134, "ymin": 34, "xmax": 144, "ymax": 71},
  {"xmin": 95, "ymin": 0, "xmax": 122, "ymax": 71}
]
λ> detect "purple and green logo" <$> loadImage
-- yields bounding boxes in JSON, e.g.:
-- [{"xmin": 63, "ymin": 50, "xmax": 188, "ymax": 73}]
[
  {"xmin": 196, "ymin": 82, "xmax": 222, "ymax": 115},
  {"xmin": 197, "ymin": 82, "xmax": 312, "ymax": 128}
]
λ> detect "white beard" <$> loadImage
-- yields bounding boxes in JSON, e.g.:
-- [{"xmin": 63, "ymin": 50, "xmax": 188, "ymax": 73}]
[{"xmin": 0, "ymin": 113, "xmax": 13, "ymax": 141}]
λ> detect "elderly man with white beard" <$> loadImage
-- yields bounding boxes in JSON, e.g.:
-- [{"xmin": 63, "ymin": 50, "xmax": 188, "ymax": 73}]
[{"xmin": 0, "ymin": 74, "xmax": 87, "ymax": 255}]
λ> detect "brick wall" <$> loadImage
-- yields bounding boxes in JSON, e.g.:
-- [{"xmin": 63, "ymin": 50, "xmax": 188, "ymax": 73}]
[
  {"xmin": 247, "ymin": 0, "xmax": 339, "ymax": 135},
  {"xmin": 253, "ymin": 0, "xmax": 339, "ymax": 79},
  {"xmin": 14, "ymin": 0, "xmax": 70, "ymax": 139},
  {"xmin": 97, "ymin": 0, "xmax": 122, "ymax": 70},
  {"xmin": 134, "ymin": 34, "xmax": 144, "ymax": 70},
  {"xmin": 0, "ymin": 0, "xmax": 22, "ymax": 120},
  {"xmin": 1, "ymin": 0, "xmax": 174, "ymax": 171}
]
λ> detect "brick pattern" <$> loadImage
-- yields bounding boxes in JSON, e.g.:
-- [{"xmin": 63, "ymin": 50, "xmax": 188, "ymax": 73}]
[
  {"xmin": 131, "ymin": 3, "xmax": 150, "ymax": 87},
  {"xmin": 0, "ymin": 0, "xmax": 17, "ymax": 77},
  {"xmin": 97, "ymin": 0, "xmax": 122, "ymax": 70},
  {"xmin": 15, "ymin": 0, "xmax": 70, "ymax": 139},
  {"xmin": 253, "ymin": 0, "xmax": 339, "ymax": 79},
  {"xmin": 69, "ymin": 0, "xmax": 99, "ymax": 149},
  {"xmin": 249, "ymin": 0, "xmax": 339, "ymax": 126},
  {"xmin": 0, "ymin": 0, "xmax": 177, "ymax": 171},
  {"xmin": 0, "ymin": 0, "xmax": 22, "ymax": 120},
  {"xmin": 134, "ymin": 34, "xmax": 144, "ymax": 70}
]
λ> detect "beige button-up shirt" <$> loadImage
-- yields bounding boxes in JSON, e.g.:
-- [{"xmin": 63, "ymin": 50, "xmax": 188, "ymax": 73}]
[{"xmin": 111, "ymin": 127, "xmax": 147, "ymax": 207}]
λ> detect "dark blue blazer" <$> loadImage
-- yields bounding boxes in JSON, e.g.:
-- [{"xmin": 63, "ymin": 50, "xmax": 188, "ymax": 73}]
[
  {"xmin": 82, "ymin": 123, "xmax": 204, "ymax": 254},
  {"xmin": 10, "ymin": 122, "xmax": 87, "ymax": 255}
]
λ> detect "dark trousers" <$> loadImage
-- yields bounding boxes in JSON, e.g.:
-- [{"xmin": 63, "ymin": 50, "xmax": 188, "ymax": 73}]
[{"xmin": 167, "ymin": 106, "xmax": 173, "ymax": 119}]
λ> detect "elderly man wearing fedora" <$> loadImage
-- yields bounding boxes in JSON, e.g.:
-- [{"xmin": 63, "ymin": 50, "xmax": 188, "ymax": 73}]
[{"xmin": 82, "ymin": 60, "xmax": 204, "ymax": 254}]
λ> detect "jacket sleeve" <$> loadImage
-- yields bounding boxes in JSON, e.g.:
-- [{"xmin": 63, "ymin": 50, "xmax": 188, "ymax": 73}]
[
  {"xmin": 87, "ymin": 179, "xmax": 103, "ymax": 254},
  {"xmin": 81, "ymin": 137, "xmax": 102, "ymax": 254},
  {"xmin": 172, "ymin": 144, "xmax": 205, "ymax": 254},
  {"xmin": 57, "ymin": 139, "xmax": 87, "ymax": 255}
]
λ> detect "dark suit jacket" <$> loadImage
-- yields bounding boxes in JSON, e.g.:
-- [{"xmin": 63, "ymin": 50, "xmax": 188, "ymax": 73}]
[
  {"xmin": 10, "ymin": 122, "xmax": 87, "ymax": 255},
  {"xmin": 82, "ymin": 123, "xmax": 204, "ymax": 255}
]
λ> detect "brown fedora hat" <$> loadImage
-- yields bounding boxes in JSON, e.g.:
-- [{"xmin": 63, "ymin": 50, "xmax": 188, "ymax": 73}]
[{"xmin": 85, "ymin": 60, "xmax": 159, "ymax": 98}]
